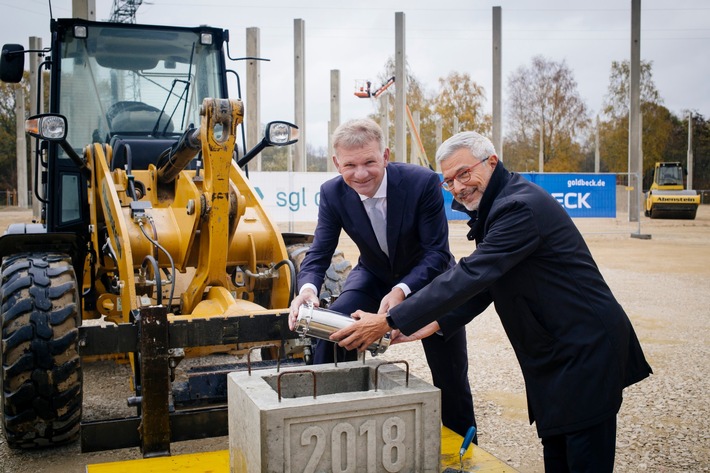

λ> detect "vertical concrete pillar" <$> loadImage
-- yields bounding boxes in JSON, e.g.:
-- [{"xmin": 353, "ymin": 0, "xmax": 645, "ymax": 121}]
[
  {"xmin": 595, "ymin": 115, "xmax": 601, "ymax": 173},
  {"xmin": 28, "ymin": 36, "xmax": 42, "ymax": 216},
  {"xmin": 293, "ymin": 19, "xmax": 306, "ymax": 172},
  {"xmin": 246, "ymin": 27, "xmax": 262, "ymax": 171},
  {"xmin": 628, "ymin": 0, "xmax": 641, "ymax": 222},
  {"xmin": 538, "ymin": 119, "xmax": 544, "ymax": 173},
  {"xmin": 492, "ymin": 6, "xmax": 502, "ymax": 159},
  {"xmin": 687, "ymin": 112, "xmax": 693, "ymax": 189},
  {"xmin": 435, "ymin": 120, "xmax": 442, "ymax": 172},
  {"xmin": 15, "ymin": 88, "xmax": 28, "ymax": 208},
  {"xmin": 72, "ymin": 0, "xmax": 95, "ymax": 19},
  {"xmin": 379, "ymin": 95, "xmax": 389, "ymax": 149},
  {"xmin": 328, "ymin": 69, "xmax": 340, "ymax": 171},
  {"xmin": 394, "ymin": 12, "xmax": 407, "ymax": 163}
]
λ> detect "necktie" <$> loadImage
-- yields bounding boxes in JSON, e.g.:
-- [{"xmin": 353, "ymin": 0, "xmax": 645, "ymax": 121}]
[{"xmin": 364, "ymin": 197, "xmax": 388, "ymax": 255}]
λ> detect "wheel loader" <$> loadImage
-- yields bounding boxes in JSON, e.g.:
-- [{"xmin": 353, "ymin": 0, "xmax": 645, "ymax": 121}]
[
  {"xmin": 0, "ymin": 18, "xmax": 349, "ymax": 457},
  {"xmin": 644, "ymin": 161, "xmax": 700, "ymax": 219}
]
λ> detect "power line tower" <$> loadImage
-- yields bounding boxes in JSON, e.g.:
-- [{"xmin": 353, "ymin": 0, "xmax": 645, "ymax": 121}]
[{"xmin": 110, "ymin": 0, "xmax": 143, "ymax": 23}]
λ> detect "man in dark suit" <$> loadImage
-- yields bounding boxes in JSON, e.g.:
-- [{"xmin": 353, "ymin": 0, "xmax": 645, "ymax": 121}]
[
  {"xmin": 333, "ymin": 131, "xmax": 652, "ymax": 472},
  {"xmin": 287, "ymin": 118, "xmax": 475, "ymax": 437}
]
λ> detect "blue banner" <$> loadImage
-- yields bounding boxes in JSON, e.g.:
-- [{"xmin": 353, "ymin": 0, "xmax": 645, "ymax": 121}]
[{"xmin": 441, "ymin": 173, "xmax": 617, "ymax": 219}]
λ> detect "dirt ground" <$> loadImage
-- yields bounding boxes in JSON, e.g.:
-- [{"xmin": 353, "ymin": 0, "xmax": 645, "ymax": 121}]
[{"xmin": 0, "ymin": 205, "xmax": 708, "ymax": 472}]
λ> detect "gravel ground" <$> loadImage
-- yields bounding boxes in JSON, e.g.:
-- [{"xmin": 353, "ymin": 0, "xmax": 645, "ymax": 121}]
[{"xmin": 0, "ymin": 206, "xmax": 708, "ymax": 472}]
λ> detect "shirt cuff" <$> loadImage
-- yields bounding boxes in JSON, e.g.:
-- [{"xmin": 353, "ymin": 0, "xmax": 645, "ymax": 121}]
[
  {"xmin": 394, "ymin": 283, "xmax": 411, "ymax": 297},
  {"xmin": 299, "ymin": 283, "xmax": 318, "ymax": 296}
]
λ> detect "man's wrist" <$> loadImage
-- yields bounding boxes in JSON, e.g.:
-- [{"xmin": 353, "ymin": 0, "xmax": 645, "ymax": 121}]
[{"xmin": 385, "ymin": 310, "xmax": 398, "ymax": 330}]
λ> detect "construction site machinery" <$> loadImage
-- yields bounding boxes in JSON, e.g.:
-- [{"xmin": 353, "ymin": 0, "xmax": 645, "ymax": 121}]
[
  {"xmin": 0, "ymin": 18, "xmax": 349, "ymax": 456},
  {"xmin": 644, "ymin": 161, "xmax": 700, "ymax": 219}
]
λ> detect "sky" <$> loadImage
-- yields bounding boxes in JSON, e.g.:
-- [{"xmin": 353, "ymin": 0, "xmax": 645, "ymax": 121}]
[{"xmin": 2, "ymin": 0, "xmax": 709, "ymax": 149}]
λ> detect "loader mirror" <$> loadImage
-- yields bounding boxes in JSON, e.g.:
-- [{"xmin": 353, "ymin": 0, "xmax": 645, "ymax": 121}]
[
  {"xmin": 0, "ymin": 44, "xmax": 25, "ymax": 83},
  {"xmin": 25, "ymin": 114, "xmax": 68, "ymax": 141},
  {"xmin": 237, "ymin": 121, "xmax": 299, "ymax": 168}
]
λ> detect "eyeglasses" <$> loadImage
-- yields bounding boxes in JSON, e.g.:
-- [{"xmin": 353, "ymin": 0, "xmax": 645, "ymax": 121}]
[{"xmin": 440, "ymin": 158, "xmax": 489, "ymax": 192}]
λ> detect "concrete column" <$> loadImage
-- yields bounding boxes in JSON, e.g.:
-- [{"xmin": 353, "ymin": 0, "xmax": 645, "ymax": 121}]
[
  {"xmin": 595, "ymin": 115, "xmax": 601, "ymax": 173},
  {"xmin": 72, "ymin": 0, "xmax": 95, "ymax": 19},
  {"xmin": 435, "ymin": 120, "xmax": 442, "ymax": 172},
  {"xmin": 293, "ymin": 19, "xmax": 306, "ymax": 172},
  {"xmin": 628, "ymin": 0, "xmax": 641, "ymax": 222},
  {"xmin": 492, "ymin": 6, "xmax": 502, "ymax": 159},
  {"xmin": 379, "ymin": 95, "xmax": 389, "ymax": 149},
  {"xmin": 29, "ymin": 36, "xmax": 42, "ymax": 216},
  {"xmin": 246, "ymin": 27, "xmax": 262, "ymax": 171},
  {"xmin": 687, "ymin": 112, "xmax": 693, "ymax": 189},
  {"xmin": 328, "ymin": 69, "xmax": 340, "ymax": 171},
  {"xmin": 15, "ymin": 88, "xmax": 28, "ymax": 208},
  {"xmin": 394, "ymin": 12, "xmax": 407, "ymax": 163},
  {"xmin": 538, "ymin": 119, "xmax": 544, "ymax": 172}
]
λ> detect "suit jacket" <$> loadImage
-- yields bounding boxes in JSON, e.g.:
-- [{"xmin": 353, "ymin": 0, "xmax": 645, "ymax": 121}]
[
  {"xmin": 298, "ymin": 162, "xmax": 454, "ymax": 295},
  {"xmin": 389, "ymin": 162, "xmax": 652, "ymax": 437}
]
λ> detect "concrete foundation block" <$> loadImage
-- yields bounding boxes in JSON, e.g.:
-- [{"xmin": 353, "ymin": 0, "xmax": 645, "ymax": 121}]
[{"xmin": 228, "ymin": 360, "xmax": 441, "ymax": 472}]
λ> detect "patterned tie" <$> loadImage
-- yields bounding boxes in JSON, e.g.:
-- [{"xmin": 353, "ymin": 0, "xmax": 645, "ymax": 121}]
[{"xmin": 364, "ymin": 197, "xmax": 388, "ymax": 255}]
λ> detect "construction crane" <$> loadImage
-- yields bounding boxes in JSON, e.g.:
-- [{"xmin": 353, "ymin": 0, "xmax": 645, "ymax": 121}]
[
  {"xmin": 354, "ymin": 76, "xmax": 431, "ymax": 168},
  {"xmin": 110, "ymin": 0, "xmax": 143, "ymax": 23}
]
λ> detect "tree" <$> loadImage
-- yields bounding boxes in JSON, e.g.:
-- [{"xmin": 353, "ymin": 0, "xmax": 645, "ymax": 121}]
[
  {"xmin": 505, "ymin": 56, "xmax": 590, "ymax": 172},
  {"xmin": 433, "ymin": 71, "xmax": 490, "ymax": 139},
  {"xmin": 599, "ymin": 60, "xmax": 672, "ymax": 183},
  {"xmin": 0, "ymin": 73, "xmax": 31, "ymax": 193}
]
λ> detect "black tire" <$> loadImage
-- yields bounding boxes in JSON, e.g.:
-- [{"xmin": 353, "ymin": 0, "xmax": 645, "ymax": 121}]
[
  {"xmin": 287, "ymin": 243, "xmax": 351, "ymax": 304},
  {"xmin": 1, "ymin": 253, "xmax": 82, "ymax": 448}
]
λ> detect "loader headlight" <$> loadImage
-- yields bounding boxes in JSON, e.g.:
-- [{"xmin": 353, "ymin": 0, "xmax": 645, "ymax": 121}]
[
  {"xmin": 25, "ymin": 114, "xmax": 68, "ymax": 141},
  {"xmin": 265, "ymin": 121, "xmax": 299, "ymax": 146}
]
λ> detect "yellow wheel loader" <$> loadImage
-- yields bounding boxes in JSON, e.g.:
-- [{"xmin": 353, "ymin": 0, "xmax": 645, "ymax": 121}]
[
  {"xmin": 644, "ymin": 162, "xmax": 700, "ymax": 219},
  {"xmin": 0, "ymin": 19, "xmax": 349, "ymax": 456}
]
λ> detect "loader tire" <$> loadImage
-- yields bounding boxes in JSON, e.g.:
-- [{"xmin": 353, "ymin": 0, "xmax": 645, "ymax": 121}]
[
  {"xmin": 287, "ymin": 243, "xmax": 352, "ymax": 303},
  {"xmin": 0, "ymin": 253, "xmax": 82, "ymax": 449}
]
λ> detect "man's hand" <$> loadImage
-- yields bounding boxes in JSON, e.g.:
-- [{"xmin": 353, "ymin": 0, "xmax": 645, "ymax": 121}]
[
  {"xmin": 331, "ymin": 310, "xmax": 389, "ymax": 352},
  {"xmin": 288, "ymin": 288, "xmax": 319, "ymax": 331},
  {"xmin": 377, "ymin": 287, "xmax": 406, "ymax": 314},
  {"xmin": 390, "ymin": 321, "xmax": 440, "ymax": 344}
]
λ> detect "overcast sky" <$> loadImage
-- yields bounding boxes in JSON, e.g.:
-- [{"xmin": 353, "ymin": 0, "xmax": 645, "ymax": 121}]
[{"xmin": 2, "ymin": 0, "xmax": 709, "ymax": 149}]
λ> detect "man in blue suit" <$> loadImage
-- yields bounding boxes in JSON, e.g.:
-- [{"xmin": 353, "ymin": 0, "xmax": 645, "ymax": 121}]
[{"xmin": 288, "ymin": 118, "xmax": 475, "ymax": 437}]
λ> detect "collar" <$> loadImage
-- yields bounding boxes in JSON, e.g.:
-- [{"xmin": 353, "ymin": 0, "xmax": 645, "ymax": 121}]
[
  {"xmin": 451, "ymin": 161, "xmax": 510, "ymax": 239},
  {"xmin": 359, "ymin": 168, "xmax": 388, "ymax": 201}
]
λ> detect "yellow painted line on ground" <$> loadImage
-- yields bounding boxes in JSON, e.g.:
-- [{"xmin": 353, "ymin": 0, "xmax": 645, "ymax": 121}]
[{"xmin": 87, "ymin": 427, "xmax": 518, "ymax": 472}]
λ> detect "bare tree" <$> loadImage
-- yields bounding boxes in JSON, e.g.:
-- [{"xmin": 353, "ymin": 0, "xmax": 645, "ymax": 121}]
[{"xmin": 506, "ymin": 56, "xmax": 590, "ymax": 171}]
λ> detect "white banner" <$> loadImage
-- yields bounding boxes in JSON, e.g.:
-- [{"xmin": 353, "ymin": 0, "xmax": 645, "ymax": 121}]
[{"xmin": 247, "ymin": 172, "xmax": 339, "ymax": 222}]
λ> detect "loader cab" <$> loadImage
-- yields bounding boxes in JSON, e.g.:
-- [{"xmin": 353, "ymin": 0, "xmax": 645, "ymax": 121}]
[{"xmin": 20, "ymin": 19, "xmax": 230, "ymax": 234}]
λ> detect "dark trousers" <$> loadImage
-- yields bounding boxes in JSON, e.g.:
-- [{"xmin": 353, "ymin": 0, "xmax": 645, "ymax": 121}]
[
  {"xmin": 313, "ymin": 288, "xmax": 476, "ymax": 438},
  {"xmin": 540, "ymin": 416, "xmax": 617, "ymax": 473}
]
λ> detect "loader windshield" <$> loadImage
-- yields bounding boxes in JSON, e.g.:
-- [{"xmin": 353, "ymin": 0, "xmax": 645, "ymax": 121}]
[{"xmin": 56, "ymin": 21, "xmax": 225, "ymax": 148}]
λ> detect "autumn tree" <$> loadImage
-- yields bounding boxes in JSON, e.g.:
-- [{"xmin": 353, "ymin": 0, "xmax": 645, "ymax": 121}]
[
  {"xmin": 505, "ymin": 56, "xmax": 590, "ymax": 172},
  {"xmin": 433, "ymin": 71, "xmax": 490, "ymax": 139},
  {"xmin": 370, "ymin": 60, "xmax": 490, "ymax": 167}
]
